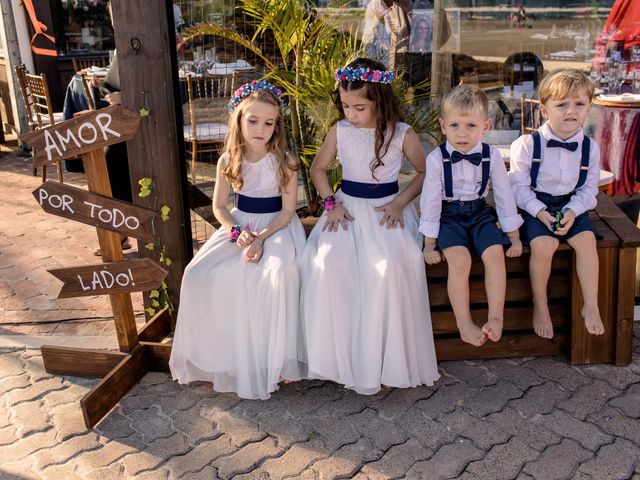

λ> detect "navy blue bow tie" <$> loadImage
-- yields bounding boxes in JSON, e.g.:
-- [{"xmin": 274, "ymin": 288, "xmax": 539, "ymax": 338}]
[
  {"xmin": 450, "ymin": 151, "xmax": 482, "ymax": 166},
  {"xmin": 547, "ymin": 139, "xmax": 579, "ymax": 152}
]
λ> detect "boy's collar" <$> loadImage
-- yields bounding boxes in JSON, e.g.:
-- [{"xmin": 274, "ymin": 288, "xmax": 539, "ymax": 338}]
[
  {"xmin": 539, "ymin": 122, "xmax": 584, "ymax": 143},
  {"xmin": 445, "ymin": 140, "xmax": 484, "ymax": 155}
]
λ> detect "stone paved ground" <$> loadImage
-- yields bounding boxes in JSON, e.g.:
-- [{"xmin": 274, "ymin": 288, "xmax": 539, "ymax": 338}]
[{"xmin": 2, "ymin": 139, "xmax": 640, "ymax": 479}]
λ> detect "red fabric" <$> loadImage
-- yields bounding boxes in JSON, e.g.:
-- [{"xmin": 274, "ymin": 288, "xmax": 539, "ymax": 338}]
[
  {"xmin": 595, "ymin": 0, "xmax": 640, "ymax": 61},
  {"xmin": 598, "ymin": 108, "xmax": 640, "ymax": 196}
]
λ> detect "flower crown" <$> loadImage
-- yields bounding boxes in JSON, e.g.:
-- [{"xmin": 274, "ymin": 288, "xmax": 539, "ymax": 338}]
[
  {"xmin": 334, "ymin": 67, "xmax": 396, "ymax": 84},
  {"xmin": 228, "ymin": 80, "xmax": 285, "ymax": 113}
]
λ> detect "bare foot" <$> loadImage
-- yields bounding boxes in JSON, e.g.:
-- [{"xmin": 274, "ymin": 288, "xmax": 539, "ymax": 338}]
[
  {"xmin": 458, "ymin": 322, "xmax": 487, "ymax": 347},
  {"xmin": 482, "ymin": 316, "xmax": 503, "ymax": 342},
  {"xmin": 582, "ymin": 304, "xmax": 605, "ymax": 335},
  {"xmin": 279, "ymin": 376, "xmax": 292, "ymax": 384},
  {"xmin": 533, "ymin": 303, "xmax": 554, "ymax": 339}
]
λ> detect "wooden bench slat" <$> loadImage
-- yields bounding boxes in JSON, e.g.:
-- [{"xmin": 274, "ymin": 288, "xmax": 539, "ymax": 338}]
[{"xmin": 594, "ymin": 192, "xmax": 640, "ymax": 247}]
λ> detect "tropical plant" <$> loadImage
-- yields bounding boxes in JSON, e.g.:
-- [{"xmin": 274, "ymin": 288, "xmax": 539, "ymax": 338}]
[{"xmin": 180, "ymin": 0, "xmax": 439, "ymax": 214}]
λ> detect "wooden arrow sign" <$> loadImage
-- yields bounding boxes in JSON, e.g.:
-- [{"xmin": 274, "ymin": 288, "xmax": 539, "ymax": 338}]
[
  {"xmin": 19, "ymin": 105, "xmax": 140, "ymax": 167},
  {"xmin": 33, "ymin": 181, "xmax": 155, "ymax": 242},
  {"xmin": 49, "ymin": 259, "xmax": 168, "ymax": 298}
]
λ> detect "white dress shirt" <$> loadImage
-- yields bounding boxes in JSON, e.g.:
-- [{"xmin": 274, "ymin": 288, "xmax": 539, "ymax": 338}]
[
  {"xmin": 419, "ymin": 141, "xmax": 523, "ymax": 238},
  {"xmin": 508, "ymin": 122, "xmax": 600, "ymax": 217}
]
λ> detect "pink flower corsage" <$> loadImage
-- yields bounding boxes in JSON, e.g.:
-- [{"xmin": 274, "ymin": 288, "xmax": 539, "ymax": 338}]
[
  {"xmin": 321, "ymin": 195, "xmax": 340, "ymax": 211},
  {"xmin": 229, "ymin": 225, "xmax": 242, "ymax": 242}
]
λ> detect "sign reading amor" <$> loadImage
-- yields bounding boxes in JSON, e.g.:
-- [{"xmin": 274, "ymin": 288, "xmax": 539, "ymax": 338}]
[
  {"xmin": 33, "ymin": 181, "xmax": 156, "ymax": 242},
  {"xmin": 19, "ymin": 105, "xmax": 140, "ymax": 167},
  {"xmin": 49, "ymin": 259, "xmax": 168, "ymax": 298}
]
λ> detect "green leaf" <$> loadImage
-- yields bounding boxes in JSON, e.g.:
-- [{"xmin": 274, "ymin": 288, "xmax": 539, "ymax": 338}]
[
  {"xmin": 145, "ymin": 307, "xmax": 156, "ymax": 316},
  {"xmin": 138, "ymin": 188, "xmax": 151, "ymax": 198},
  {"xmin": 161, "ymin": 281, "xmax": 168, "ymax": 289},
  {"xmin": 160, "ymin": 205, "xmax": 171, "ymax": 222},
  {"xmin": 139, "ymin": 107, "xmax": 150, "ymax": 117},
  {"xmin": 164, "ymin": 256, "xmax": 172, "ymax": 266},
  {"xmin": 151, "ymin": 299, "xmax": 160, "ymax": 308},
  {"xmin": 145, "ymin": 242, "xmax": 156, "ymax": 251},
  {"xmin": 138, "ymin": 177, "xmax": 153, "ymax": 188},
  {"xmin": 149, "ymin": 290, "xmax": 160, "ymax": 299}
]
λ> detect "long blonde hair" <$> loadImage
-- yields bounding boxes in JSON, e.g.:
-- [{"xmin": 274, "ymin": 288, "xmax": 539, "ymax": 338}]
[{"xmin": 222, "ymin": 89, "xmax": 297, "ymax": 191}]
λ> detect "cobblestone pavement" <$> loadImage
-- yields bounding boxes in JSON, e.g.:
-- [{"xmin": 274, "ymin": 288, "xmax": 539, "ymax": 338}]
[{"xmin": 2, "ymin": 140, "xmax": 640, "ymax": 479}]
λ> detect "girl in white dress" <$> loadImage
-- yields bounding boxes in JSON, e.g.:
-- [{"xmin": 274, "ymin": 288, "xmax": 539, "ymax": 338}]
[
  {"xmin": 301, "ymin": 58, "xmax": 440, "ymax": 394},
  {"xmin": 170, "ymin": 81, "xmax": 306, "ymax": 400}
]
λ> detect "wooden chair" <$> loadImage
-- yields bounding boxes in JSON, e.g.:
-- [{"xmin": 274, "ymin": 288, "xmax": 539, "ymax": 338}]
[
  {"xmin": 181, "ymin": 73, "xmax": 237, "ymax": 182},
  {"xmin": 72, "ymin": 56, "xmax": 109, "ymax": 73},
  {"xmin": 79, "ymin": 73, "xmax": 97, "ymax": 110},
  {"xmin": 24, "ymin": 71, "xmax": 65, "ymax": 182},
  {"xmin": 520, "ymin": 93, "xmax": 542, "ymax": 135}
]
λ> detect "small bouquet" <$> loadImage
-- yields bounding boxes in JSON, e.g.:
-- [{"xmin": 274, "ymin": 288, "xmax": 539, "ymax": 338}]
[{"xmin": 552, "ymin": 211, "xmax": 564, "ymax": 232}]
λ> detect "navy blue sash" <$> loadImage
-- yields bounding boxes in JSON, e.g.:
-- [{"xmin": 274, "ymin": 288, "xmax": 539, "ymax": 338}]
[
  {"xmin": 341, "ymin": 179, "xmax": 399, "ymax": 199},
  {"xmin": 235, "ymin": 194, "xmax": 282, "ymax": 213},
  {"xmin": 439, "ymin": 143, "xmax": 491, "ymax": 200},
  {"xmin": 530, "ymin": 131, "xmax": 590, "ymax": 191}
]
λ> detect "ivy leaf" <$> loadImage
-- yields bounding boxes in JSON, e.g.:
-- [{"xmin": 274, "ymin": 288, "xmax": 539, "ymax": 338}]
[
  {"xmin": 164, "ymin": 256, "xmax": 172, "ymax": 266},
  {"xmin": 145, "ymin": 307, "xmax": 156, "ymax": 317},
  {"xmin": 139, "ymin": 107, "xmax": 150, "ymax": 117},
  {"xmin": 151, "ymin": 299, "xmax": 160, "ymax": 308},
  {"xmin": 161, "ymin": 281, "xmax": 168, "ymax": 289},
  {"xmin": 138, "ymin": 188, "xmax": 151, "ymax": 198},
  {"xmin": 149, "ymin": 290, "xmax": 160, "ymax": 299},
  {"xmin": 160, "ymin": 205, "xmax": 171, "ymax": 222},
  {"xmin": 145, "ymin": 242, "xmax": 155, "ymax": 251},
  {"xmin": 138, "ymin": 177, "xmax": 153, "ymax": 188}
]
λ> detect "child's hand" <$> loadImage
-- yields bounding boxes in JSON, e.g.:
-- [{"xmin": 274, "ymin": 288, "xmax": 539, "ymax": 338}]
[
  {"xmin": 104, "ymin": 91, "xmax": 122, "ymax": 106},
  {"xmin": 423, "ymin": 241, "xmax": 443, "ymax": 265},
  {"xmin": 323, "ymin": 204, "xmax": 354, "ymax": 232},
  {"xmin": 555, "ymin": 209, "xmax": 576, "ymax": 236},
  {"xmin": 536, "ymin": 209, "xmax": 555, "ymax": 232},
  {"xmin": 506, "ymin": 238, "xmax": 523, "ymax": 258},
  {"xmin": 373, "ymin": 200, "xmax": 404, "ymax": 229},
  {"xmin": 244, "ymin": 238, "xmax": 263, "ymax": 263},
  {"xmin": 236, "ymin": 229, "xmax": 255, "ymax": 248}
]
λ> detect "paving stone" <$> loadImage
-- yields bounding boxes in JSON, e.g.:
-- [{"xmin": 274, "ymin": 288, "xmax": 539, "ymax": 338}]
[
  {"xmin": 33, "ymin": 431, "xmax": 101, "ymax": 470},
  {"xmin": 195, "ymin": 394, "xmax": 245, "ymax": 419},
  {"xmin": 440, "ymin": 360, "xmax": 497, "ymax": 388},
  {"xmin": 508, "ymin": 381, "xmax": 570, "ymax": 418},
  {"xmin": 349, "ymin": 407, "xmax": 410, "ymax": 451},
  {"xmin": 49, "ymin": 402, "xmax": 90, "ymax": 442},
  {"xmin": 488, "ymin": 407, "xmax": 561, "ymax": 452},
  {"xmin": 523, "ymin": 357, "xmax": 592, "ymax": 392},
  {"xmin": 314, "ymin": 388, "xmax": 370, "ymax": 419},
  {"xmin": 538, "ymin": 409, "xmax": 613, "ymax": 451},
  {"xmin": 0, "ymin": 373, "xmax": 30, "ymax": 395},
  {"xmin": 414, "ymin": 381, "xmax": 477, "ymax": 418},
  {"xmin": 118, "ymin": 433, "xmax": 191, "ymax": 476},
  {"xmin": 588, "ymin": 406, "xmax": 640, "ymax": 445},
  {"xmin": 466, "ymin": 437, "xmax": 539, "ymax": 479},
  {"xmin": 558, "ymin": 380, "xmax": 623, "ymax": 420},
  {"xmin": 483, "ymin": 358, "xmax": 545, "ymax": 391},
  {"xmin": 74, "ymin": 438, "xmax": 142, "ymax": 475},
  {"xmin": 37, "ymin": 462, "xmax": 85, "ymax": 480},
  {"xmin": 215, "ymin": 436, "xmax": 283, "ymax": 479},
  {"xmin": 0, "ymin": 353, "xmax": 25, "ymax": 377},
  {"xmin": 575, "ymin": 438, "xmax": 640, "ymax": 480},
  {"xmin": 132, "ymin": 467, "xmax": 172, "ymax": 479},
  {"xmin": 255, "ymin": 409, "xmax": 309, "ymax": 449},
  {"xmin": 164, "ymin": 435, "xmax": 237, "ymax": 478},
  {"xmin": 85, "ymin": 463, "xmax": 128, "ymax": 480},
  {"xmin": 437, "ymin": 407, "xmax": 511, "ymax": 450},
  {"xmin": 43, "ymin": 381, "xmax": 94, "ymax": 411},
  {"xmin": 405, "ymin": 438, "xmax": 485, "ymax": 479},
  {"xmin": 95, "ymin": 410, "xmax": 137, "ymax": 439},
  {"xmin": 156, "ymin": 383, "xmax": 214, "ymax": 416},
  {"xmin": 359, "ymin": 438, "xmax": 433, "ymax": 480},
  {"xmin": 170, "ymin": 406, "xmax": 221, "ymax": 446},
  {"xmin": 308, "ymin": 437, "xmax": 383, "ymax": 480},
  {"xmin": 0, "ymin": 425, "xmax": 17, "ymax": 446},
  {"xmin": 396, "ymin": 408, "xmax": 456, "ymax": 451},
  {"xmin": 305, "ymin": 413, "xmax": 362, "ymax": 453},
  {"xmin": 609, "ymin": 383, "xmax": 640, "ymax": 418},
  {"xmin": 209, "ymin": 408, "xmax": 266, "ymax": 448},
  {"xmin": 463, "ymin": 381, "xmax": 524, "ymax": 417},
  {"xmin": 522, "ymin": 438, "xmax": 592, "ymax": 479},
  {"xmin": 129, "ymin": 405, "xmax": 174, "ymax": 443},
  {"xmin": 262, "ymin": 381, "xmax": 343, "ymax": 419},
  {"xmin": 260, "ymin": 438, "xmax": 328, "ymax": 478},
  {"xmin": 0, "ymin": 429, "xmax": 58, "ymax": 465},
  {"xmin": 180, "ymin": 466, "xmax": 221, "ymax": 480},
  {"xmin": 12, "ymin": 399, "xmax": 51, "ymax": 437},
  {"xmin": 578, "ymin": 364, "xmax": 640, "ymax": 390},
  {"xmin": 0, "ymin": 462, "xmax": 41, "ymax": 480},
  {"xmin": 369, "ymin": 385, "xmax": 435, "ymax": 420}
]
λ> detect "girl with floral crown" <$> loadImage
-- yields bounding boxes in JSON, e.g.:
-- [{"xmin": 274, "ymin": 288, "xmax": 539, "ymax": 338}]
[
  {"xmin": 170, "ymin": 81, "xmax": 306, "ymax": 399},
  {"xmin": 300, "ymin": 58, "xmax": 440, "ymax": 394}
]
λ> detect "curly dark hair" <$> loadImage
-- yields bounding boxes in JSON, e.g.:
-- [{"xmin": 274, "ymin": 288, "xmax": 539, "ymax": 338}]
[{"xmin": 331, "ymin": 58, "xmax": 404, "ymax": 180}]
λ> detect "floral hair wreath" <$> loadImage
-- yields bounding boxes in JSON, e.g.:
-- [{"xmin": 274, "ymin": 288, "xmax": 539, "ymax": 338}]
[
  {"xmin": 228, "ymin": 80, "xmax": 285, "ymax": 113},
  {"xmin": 334, "ymin": 67, "xmax": 396, "ymax": 84}
]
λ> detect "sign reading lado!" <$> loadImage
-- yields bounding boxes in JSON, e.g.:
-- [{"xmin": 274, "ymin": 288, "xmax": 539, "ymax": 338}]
[
  {"xmin": 48, "ymin": 259, "xmax": 168, "ymax": 298},
  {"xmin": 19, "ymin": 105, "xmax": 140, "ymax": 166},
  {"xmin": 33, "ymin": 181, "xmax": 155, "ymax": 242}
]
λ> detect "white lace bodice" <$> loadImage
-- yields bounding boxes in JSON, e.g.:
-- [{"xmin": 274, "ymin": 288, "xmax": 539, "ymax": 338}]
[
  {"xmin": 234, "ymin": 153, "xmax": 281, "ymax": 197},
  {"xmin": 336, "ymin": 119, "xmax": 410, "ymax": 183}
]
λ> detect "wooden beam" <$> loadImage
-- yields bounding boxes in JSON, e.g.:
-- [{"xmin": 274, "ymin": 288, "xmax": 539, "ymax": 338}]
[
  {"xmin": 80, "ymin": 347, "xmax": 147, "ymax": 428},
  {"xmin": 615, "ymin": 248, "xmax": 636, "ymax": 366},
  {"xmin": 138, "ymin": 309, "xmax": 171, "ymax": 342},
  {"xmin": 595, "ymin": 192, "xmax": 640, "ymax": 248},
  {"xmin": 41, "ymin": 346, "xmax": 128, "ymax": 378},
  {"xmin": 111, "ymin": 0, "xmax": 191, "ymax": 323},
  {"xmin": 141, "ymin": 341, "xmax": 172, "ymax": 373}
]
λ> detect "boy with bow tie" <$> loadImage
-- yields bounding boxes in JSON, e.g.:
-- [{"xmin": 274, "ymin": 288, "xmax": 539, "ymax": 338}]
[
  {"xmin": 509, "ymin": 68, "xmax": 604, "ymax": 340},
  {"xmin": 420, "ymin": 85, "xmax": 523, "ymax": 347}
]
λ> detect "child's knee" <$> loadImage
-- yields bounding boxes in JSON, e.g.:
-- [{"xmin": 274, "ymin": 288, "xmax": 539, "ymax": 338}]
[
  {"xmin": 480, "ymin": 244, "xmax": 504, "ymax": 263},
  {"xmin": 530, "ymin": 236, "xmax": 558, "ymax": 257},
  {"xmin": 444, "ymin": 246, "xmax": 472, "ymax": 270},
  {"xmin": 569, "ymin": 231, "xmax": 596, "ymax": 251}
]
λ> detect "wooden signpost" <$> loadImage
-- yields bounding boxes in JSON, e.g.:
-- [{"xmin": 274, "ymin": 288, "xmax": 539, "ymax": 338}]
[{"xmin": 21, "ymin": 106, "xmax": 175, "ymax": 428}]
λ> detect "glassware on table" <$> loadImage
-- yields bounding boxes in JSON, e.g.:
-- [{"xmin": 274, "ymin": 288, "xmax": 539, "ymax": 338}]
[{"xmin": 633, "ymin": 70, "xmax": 640, "ymax": 95}]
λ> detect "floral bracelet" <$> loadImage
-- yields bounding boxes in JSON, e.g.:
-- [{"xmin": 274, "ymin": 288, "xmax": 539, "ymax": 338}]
[
  {"xmin": 229, "ymin": 225, "xmax": 242, "ymax": 242},
  {"xmin": 321, "ymin": 194, "xmax": 339, "ymax": 211}
]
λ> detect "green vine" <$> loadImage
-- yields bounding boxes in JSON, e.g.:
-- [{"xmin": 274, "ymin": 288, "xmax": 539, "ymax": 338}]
[{"xmin": 138, "ymin": 177, "xmax": 175, "ymax": 318}]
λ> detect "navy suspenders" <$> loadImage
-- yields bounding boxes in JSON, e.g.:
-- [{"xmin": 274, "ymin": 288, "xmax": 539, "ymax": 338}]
[
  {"xmin": 439, "ymin": 143, "xmax": 491, "ymax": 200},
  {"xmin": 530, "ymin": 132, "xmax": 591, "ymax": 191}
]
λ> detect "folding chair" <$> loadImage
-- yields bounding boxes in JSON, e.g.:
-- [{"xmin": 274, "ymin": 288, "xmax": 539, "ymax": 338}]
[
  {"xmin": 520, "ymin": 93, "xmax": 542, "ymax": 135},
  {"xmin": 72, "ymin": 56, "xmax": 109, "ymax": 73}
]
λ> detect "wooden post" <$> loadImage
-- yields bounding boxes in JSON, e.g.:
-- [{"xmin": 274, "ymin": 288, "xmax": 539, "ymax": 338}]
[{"xmin": 111, "ymin": 0, "xmax": 191, "ymax": 323}]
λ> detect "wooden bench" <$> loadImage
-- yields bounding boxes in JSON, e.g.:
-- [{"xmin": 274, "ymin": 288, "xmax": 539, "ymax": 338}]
[{"xmin": 428, "ymin": 192, "xmax": 640, "ymax": 366}]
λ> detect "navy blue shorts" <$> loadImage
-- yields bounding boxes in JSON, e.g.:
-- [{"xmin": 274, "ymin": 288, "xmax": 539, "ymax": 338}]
[
  {"xmin": 437, "ymin": 199, "xmax": 510, "ymax": 256},
  {"xmin": 521, "ymin": 191, "xmax": 596, "ymax": 243}
]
